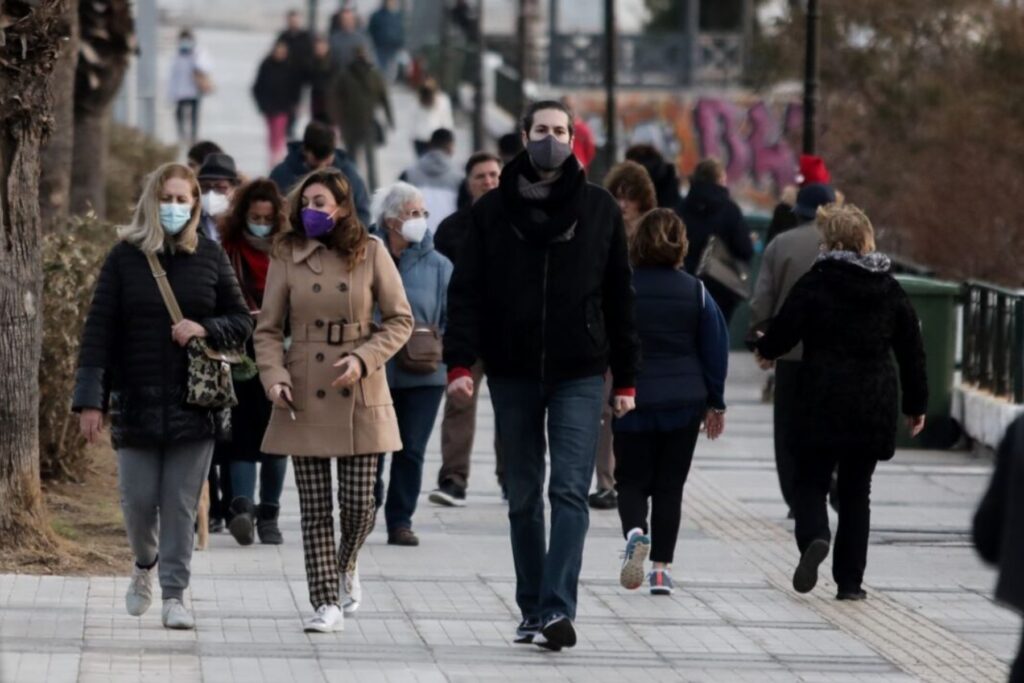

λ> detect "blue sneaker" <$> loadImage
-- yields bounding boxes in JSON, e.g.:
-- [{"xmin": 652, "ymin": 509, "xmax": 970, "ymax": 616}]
[
  {"xmin": 619, "ymin": 531, "xmax": 651, "ymax": 590},
  {"xmin": 649, "ymin": 569, "xmax": 674, "ymax": 595}
]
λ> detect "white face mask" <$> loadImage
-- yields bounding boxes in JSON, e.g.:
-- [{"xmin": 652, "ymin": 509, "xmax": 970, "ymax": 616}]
[
  {"xmin": 201, "ymin": 190, "xmax": 230, "ymax": 217},
  {"xmin": 399, "ymin": 216, "xmax": 428, "ymax": 243}
]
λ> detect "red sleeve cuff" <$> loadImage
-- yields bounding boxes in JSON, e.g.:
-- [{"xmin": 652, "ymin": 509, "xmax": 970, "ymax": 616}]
[
  {"xmin": 447, "ymin": 367, "xmax": 472, "ymax": 384},
  {"xmin": 613, "ymin": 388, "xmax": 636, "ymax": 398}
]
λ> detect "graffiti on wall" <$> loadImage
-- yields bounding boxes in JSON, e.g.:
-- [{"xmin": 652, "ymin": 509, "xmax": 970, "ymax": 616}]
[{"xmin": 578, "ymin": 93, "xmax": 803, "ymax": 207}]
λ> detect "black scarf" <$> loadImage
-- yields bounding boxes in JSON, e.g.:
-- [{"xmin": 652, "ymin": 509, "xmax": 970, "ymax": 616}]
[{"xmin": 498, "ymin": 150, "xmax": 587, "ymax": 246}]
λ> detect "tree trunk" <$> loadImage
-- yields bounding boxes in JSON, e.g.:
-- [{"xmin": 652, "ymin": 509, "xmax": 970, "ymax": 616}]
[
  {"xmin": 70, "ymin": 107, "xmax": 112, "ymax": 217},
  {"xmin": 0, "ymin": 0, "xmax": 69, "ymax": 544},
  {"xmin": 38, "ymin": 0, "xmax": 79, "ymax": 231}
]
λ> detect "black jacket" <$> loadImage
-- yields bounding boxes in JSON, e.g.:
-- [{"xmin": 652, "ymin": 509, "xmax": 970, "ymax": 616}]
[
  {"xmin": 680, "ymin": 180, "xmax": 753, "ymax": 274},
  {"xmin": 269, "ymin": 141, "xmax": 371, "ymax": 226},
  {"xmin": 432, "ymin": 205, "xmax": 471, "ymax": 265},
  {"xmin": 72, "ymin": 237, "xmax": 253, "ymax": 449},
  {"xmin": 252, "ymin": 57, "xmax": 301, "ymax": 116},
  {"xmin": 974, "ymin": 415, "xmax": 1024, "ymax": 614},
  {"xmin": 443, "ymin": 152, "xmax": 639, "ymax": 389},
  {"xmin": 756, "ymin": 254, "xmax": 928, "ymax": 460}
]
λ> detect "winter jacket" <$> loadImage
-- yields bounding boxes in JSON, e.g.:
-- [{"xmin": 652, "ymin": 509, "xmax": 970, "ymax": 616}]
[
  {"xmin": 328, "ymin": 29, "xmax": 373, "ymax": 70},
  {"xmin": 276, "ymin": 28, "xmax": 314, "ymax": 79},
  {"xmin": 614, "ymin": 268, "xmax": 729, "ymax": 433},
  {"xmin": 371, "ymin": 226, "xmax": 453, "ymax": 389},
  {"xmin": 432, "ymin": 205, "xmax": 471, "ymax": 265},
  {"xmin": 167, "ymin": 46, "xmax": 212, "ymax": 102},
  {"xmin": 572, "ymin": 118, "xmax": 597, "ymax": 171},
  {"xmin": 328, "ymin": 59, "xmax": 393, "ymax": 149},
  {"xmin": 766, "ymin": 201, "xmax": 799, "ymax": 244},
  {"xmin": 72, "ymin": 237, "xmax": 253, "ymax": 449},
  {"xmin": 411, "ymin": 93, "xmax": 453, "ymax": 143},
  {"xmin": 974, "ymin": 414, "xmax": 1024, "ymax": 614},
  {"xmin": 254, "ymin": 236, "xmax": 413, "ymax": 457},
  {"xmin": 756, "ymin": 252, "xmax": 928, "ymax": 460},
  {"xmin": 747, "ymin": 221, "xmax": 821, "ymax": 361},
  {"xmin": 400, "ymin": 150, "xmax": 462, "ymax": 233},
  {"xmin": 368, "ymin": 7, "xmax": 405, "ymax": 54},
  {"xmin": 269, "ymin": 141, "xmax": 371, "ymax": 226},
  {"xmin": 680, "ymin": 180, "xmax": 753, "ymax": 275},
  {"xmin": 252, "ymin": 56, "xmax": 301, "ymax": 116},
  {"xmin": 444, "ymin": 151, "xmax": 640, "ymax": 391}
]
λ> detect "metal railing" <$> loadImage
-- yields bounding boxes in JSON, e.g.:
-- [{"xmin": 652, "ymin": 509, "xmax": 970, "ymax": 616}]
[{"xmin": 962, "ymin": 281, "xmax": 1024, "ymax": 402}]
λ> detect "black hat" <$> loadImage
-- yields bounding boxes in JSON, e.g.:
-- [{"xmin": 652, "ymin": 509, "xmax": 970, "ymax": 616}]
[
  {"xmin": 794, "ymin": 183, "xmax": 836, "ymax": 220},
  {"xmin": 197, "ymin": 153, "xmax": 238, "ymax": 181}
]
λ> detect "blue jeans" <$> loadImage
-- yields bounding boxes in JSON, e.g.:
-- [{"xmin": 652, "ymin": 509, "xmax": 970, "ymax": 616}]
[
  {"xmin": 375, "ymin": 385, "xmax": 446, "ymax": 531},
  {"xmin": 488, "ymin": 375, "xmax": 605, "ymax": 622},
  {"xmin": 229, "ymin": 456, "xmax": 288, "ymax": 507}
]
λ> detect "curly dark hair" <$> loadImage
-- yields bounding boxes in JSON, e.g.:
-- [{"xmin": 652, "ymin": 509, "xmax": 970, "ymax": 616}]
[
  {"xmin": 276, "ymin": 168, "xmax": 369, "ymax": 270},
  {"xmin": 218, "ymin": 178, "xmax": 288, "ymax": 244}
]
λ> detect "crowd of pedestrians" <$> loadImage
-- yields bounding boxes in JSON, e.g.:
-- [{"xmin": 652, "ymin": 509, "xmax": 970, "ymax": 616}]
[{"xmin": 83, "ymin": 6, "xmax": 1024, "ymax": 669}]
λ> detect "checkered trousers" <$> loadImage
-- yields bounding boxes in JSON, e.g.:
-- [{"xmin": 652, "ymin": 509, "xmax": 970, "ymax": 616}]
[{"xmin": 292, "ymin": 454, "xmax": 380, "ymax": 609}]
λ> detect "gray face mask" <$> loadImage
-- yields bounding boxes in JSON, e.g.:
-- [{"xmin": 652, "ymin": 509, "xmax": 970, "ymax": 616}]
[{"xmin": 526, "ymin": 135, "xmax": 573, "ymax": 171}]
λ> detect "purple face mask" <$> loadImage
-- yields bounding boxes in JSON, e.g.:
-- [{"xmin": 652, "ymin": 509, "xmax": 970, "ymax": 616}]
[{"xmin": 301, "ymin": 207, "xmax": 336, "ymax": 238}]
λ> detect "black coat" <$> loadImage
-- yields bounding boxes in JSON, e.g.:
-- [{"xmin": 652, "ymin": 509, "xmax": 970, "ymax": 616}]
[
  {"xmin": 680, "ymin": 180, "xmax": 753, "ymax": 275},
  {"xmin": 756, "ymin": 255, "xmax": 928, "ymax": 460},
  {"xmin": 432, "ymin": 205, "xmax": 471, "ymax": 265},
  {"xmin": 444, "ymin": 152, "xmax": 639, "ymax": 389},
  {"xmin": 72, "ymin": 237, "xmax": 253, "ymax": 449},
  {"xmin": 252, "ymin": 57, "xmax": 301, "ymax": 116},
  {"xmin": 974, "ymin": 415, "xmax": 1024, "ymax": 614}
]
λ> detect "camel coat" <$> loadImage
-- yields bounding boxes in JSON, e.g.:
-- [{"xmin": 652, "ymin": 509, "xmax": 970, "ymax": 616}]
[{"xmin": 255, "ymin": 235, "xmax": 413, "ymax": 457}]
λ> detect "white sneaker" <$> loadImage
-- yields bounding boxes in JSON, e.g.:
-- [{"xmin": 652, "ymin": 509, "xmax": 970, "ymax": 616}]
[
  {"xmin": 342, "ymin": 566, "xmax": 362, "ymax": 615},
  {"xmin": 161, "ymin": 598, "xmax": 195, "ymax": 630},
  {"xmin": 304, "ymin": 604, "xmax": 344, "ymax": 633},
  {"xmin": 125, "ymin": 564, "xmax": 154, "ymax": 616}
]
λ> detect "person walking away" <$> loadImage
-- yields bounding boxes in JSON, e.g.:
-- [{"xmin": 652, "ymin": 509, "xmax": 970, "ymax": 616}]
[
  {"xmin": 187, "ymin": 140, "xmax": 223, "ymax": 175},
  {"xmin": 625, "ymin": 144, "xmax": 682, "ymax": 211},
  {"xmin": 216, "ymin": 179, "xmax": 291, "ymax": 546},
  {"xmin": 429, "ymin": 152, "xmax": 503, "ymax": 506},
  {"xmin": 400, "ymin": 128, "xmax": 462, "ymax": 234},
  {"xmin": 614, "ymin": 209, "xmax": 729, "ymax": 596},
  {"xmin": 74, "ymin": 162, "xmax": 252, "ymax": 629},
  {"xmin": 254, "ymin": 168, "xmax": 413, "ymax": 632},
  {"xmin": 369, "ymin": 182, "xmax": 453, "ymax": 546},
  {"xmin": 411, "ymin": 78, "xmax": 453, "ymax": 157},
  {"xmin": 252, "ymin": 41, "xmax": 302, "ymax": 166},
  {"xmin": 767, "ymin": 154, "xmax": 831, "ymax": 245},
  {"xmin": 748, "ymin": 183, "xmax": 836, "ymax": 517},
  {"xmin": 309, "ymin": 36, "xmax": 336, "ymax": 125},
  {"xmin": 587, "ymin": 161, "xmax": 658, "ymax": 511},
  {"xmin": 328, "ymin": 47, "xmax": 393, "ymax": 191},
  {"xmin": 276, "ymin": 10, "xmax": 315, "ymax": 139},
  {"xmin": 679, "ymin": 158, "xmax": 753, "ymax": 323},
  {"xmin": 974, "ymin": 414, "xmax": 1024, "ymax": 682},
  {"xmin": 561, "ymin": 96, "xmax": 596, "ymax": 172},
  {"xmin": 197, "ymin": 153, "xmax": 241, "ymax": 243},
  {"xmin": 329, "ymin": 6, "xmax": 373, "ymax": 71},
  {"xmin": 270, "ymin": 121, "xmax": 371, "ymax": 225},
  {"xmin": 368, "ymin": 0, "xmax": 405, "ymax": 82},
  {"xmin": 444, "ymin": 100, "xmax": 640, "ymax": 650},
  {"xmin": 168, "ymin": 29, "xmax": 213, "ymax": 145},
  {"xmin": 755, "ymin": 204, "xmax": 927, "ymax": 600}
]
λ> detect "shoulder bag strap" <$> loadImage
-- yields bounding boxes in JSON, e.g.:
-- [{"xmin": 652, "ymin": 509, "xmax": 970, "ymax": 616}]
[{"xmin": 144, "ymin": 252, "xmax": 184, "ymax": 324}]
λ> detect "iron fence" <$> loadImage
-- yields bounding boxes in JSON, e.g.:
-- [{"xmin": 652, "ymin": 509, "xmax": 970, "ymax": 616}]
[{"xmin": 962, "ymin": 281, "xmax": 1024, "ymax": 402}]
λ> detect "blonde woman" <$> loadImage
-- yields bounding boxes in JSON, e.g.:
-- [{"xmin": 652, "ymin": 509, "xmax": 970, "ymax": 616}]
[
  {"xmin": 254, "ymin": 168, "xmax": 412, "ymax": 633},
  {"xmin": 73, "ymin": 162, "xmax": 253, "ymax": 629},
  {"xmin": 755, "ymin": 204, "xmax": 927, "ymax": 600}
]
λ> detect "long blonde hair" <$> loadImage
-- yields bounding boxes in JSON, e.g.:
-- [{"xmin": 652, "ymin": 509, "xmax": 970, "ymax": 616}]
[{"xmin": 118, "ymin": 162, "xmax": 202, "ymax": 254}]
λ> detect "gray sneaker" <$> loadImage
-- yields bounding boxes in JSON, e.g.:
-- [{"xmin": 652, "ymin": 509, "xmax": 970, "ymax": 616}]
[
  {"xmin": 125, "ymin": 564, "xmax": 154, "ymax": 616},
  {"xmin": 161, "ymin": 598, "xmax": 195, "ymax": 630}
]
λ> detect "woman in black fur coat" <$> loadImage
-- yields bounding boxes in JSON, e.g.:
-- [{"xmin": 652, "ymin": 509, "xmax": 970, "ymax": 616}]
[{"xmin": 755, "ymin": 204, "xmax": 928, "ymax": 601}]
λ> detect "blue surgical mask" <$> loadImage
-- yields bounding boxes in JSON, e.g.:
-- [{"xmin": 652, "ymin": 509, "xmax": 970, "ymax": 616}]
[
  {"xmin": 247, "ymin": 222, "xmax": 272, "ymax": 238},
  {"xmin": 159, "ymin": 203, "xmax": 192, "ymax": 235}
]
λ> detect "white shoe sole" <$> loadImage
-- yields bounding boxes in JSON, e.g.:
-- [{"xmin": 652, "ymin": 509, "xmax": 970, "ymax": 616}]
[
  {"xmin": 619, "ymin": 537, "xmax": 651, "ymax": 590},
  {"xmin": 342, "ymin": 599, "xmax": 359, "ymax": 615},
  {"xmin": 304, "ymin": 620, "xmax": 344, "ymax": 633},
  {"xmin": 162, "ymin": 619, "xmax": 195, "ymax": 630},
  {"xmin": 428, "ymin": 490, "xmax": 467, "ymax": 507}
]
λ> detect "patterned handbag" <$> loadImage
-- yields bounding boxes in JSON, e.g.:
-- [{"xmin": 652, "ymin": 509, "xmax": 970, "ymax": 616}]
[{"xmin": 145, "ymin": 253, "xmax": 241, "ymax": 409}]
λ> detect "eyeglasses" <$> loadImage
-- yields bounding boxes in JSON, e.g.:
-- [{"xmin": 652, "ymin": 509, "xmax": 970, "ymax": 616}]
[{"xmin": 403, "ymin": 209, "xmax": 430, "ymax": 219}]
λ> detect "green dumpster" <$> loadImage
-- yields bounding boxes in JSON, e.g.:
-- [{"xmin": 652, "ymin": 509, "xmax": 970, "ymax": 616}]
[
  {"xmin": 728, "ymin": 212, "xmax": 771, "ymax": 349},
  {"xmin": 893, "ymin": 275, "xmax": 961, "ymax": 449}
]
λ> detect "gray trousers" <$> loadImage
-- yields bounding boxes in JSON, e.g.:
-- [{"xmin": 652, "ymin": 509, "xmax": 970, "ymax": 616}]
[{"xmin": 117, "ymin": 439, "xmax": 214, "ymax": 601}]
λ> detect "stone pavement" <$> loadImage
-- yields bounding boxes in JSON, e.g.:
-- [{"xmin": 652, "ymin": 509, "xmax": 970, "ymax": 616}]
[{"xmin": 0, "ymin": 355, "xmax": 1017, "ymax": 683}]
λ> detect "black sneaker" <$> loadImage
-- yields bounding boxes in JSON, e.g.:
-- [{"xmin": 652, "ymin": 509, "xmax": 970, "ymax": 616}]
[
  {"xmin": 793, "ymin": 539, "xmax": 830, "ymax": 594},
  {"xmin": 533, "ymin": 615, "xmax": 576, "ymax": 651},
  {"xmin": 588, "ymin": 488, "xmax": 617, "ymax": 510},
  {"xmin": 513, "ymin": 617, "xmax": 541, "ymax": 644},
  {"xmin": 836, "ymin": 588, "xmax": 867, "ymax": 601},
  {"xmin": 428, "ymin": 481, "xmax": 467, "ymax": 508}
]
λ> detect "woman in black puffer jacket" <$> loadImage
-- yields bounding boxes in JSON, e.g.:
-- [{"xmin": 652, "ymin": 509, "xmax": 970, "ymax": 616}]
[
  {"xmin": 73, "ymin": 162, "xmax": 252, "ymax": 630},
  {"xmin": 755, "ymin": 204, "xmax": 927, "ymax": 602}
]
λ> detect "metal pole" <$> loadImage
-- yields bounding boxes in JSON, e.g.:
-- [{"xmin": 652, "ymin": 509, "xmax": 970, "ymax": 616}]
[
  {"xmin": 307, "ymin": 0, "xmax": 318, "ymax": 32},
  {"xmin": 472, "ymin": 0, "xmax": 485, "ymax": 150},
  {"xmin": 603, "ymin": 0, "xmax": 617, "ymax": 167},
  {"xmin": 802, "ymin": 0, "xmax": 820, "ymax": 154},
  {"xmin": 136, "ymin": 0, "xmax": 158, "ymax": 137},
  {"xmin": 516, "ymin": 0, "xmax": 528, "ymax": 114},
  {"xmin": 438, "ymin": 0, "xmax": 450, "ymax": 92}
]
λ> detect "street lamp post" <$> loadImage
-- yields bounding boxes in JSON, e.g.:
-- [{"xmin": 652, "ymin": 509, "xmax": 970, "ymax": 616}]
[
  {"xmin": 604, "ymin": 0, "xmax": 617, "ymax": 168},
  {"xmin": 472, "ymin": 0, "xmax": 485, "ymax": 150},
  {"xmin": 803, "ymin": 0, "xmax": 820, "ymax": 154},
  {"xmin": 307, "ymin": 0, "xmax": 318, "ymax": 32}
]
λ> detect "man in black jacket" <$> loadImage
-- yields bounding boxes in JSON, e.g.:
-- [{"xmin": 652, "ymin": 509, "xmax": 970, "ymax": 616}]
[{"xmin": 444, "ymin": 101, "xmax": 640, "ymax": 651}]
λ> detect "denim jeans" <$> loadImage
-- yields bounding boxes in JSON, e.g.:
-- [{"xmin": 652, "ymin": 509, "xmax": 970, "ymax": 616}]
[
  {"xmin": 488, "ymin": 375, "xmax": 605, "ymax": 622},
  {"xmin": 229, "ymin": 456, "xmax": 288, "ymax": 507},
  {"xmin": 375, "ymin": 385, "xmax": 446, "ymax": 531}
]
